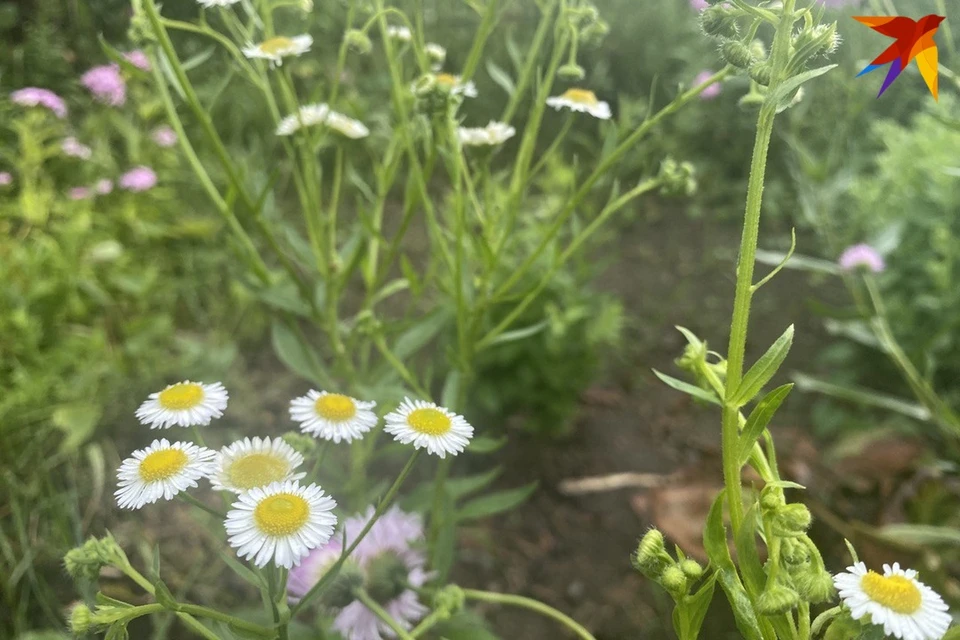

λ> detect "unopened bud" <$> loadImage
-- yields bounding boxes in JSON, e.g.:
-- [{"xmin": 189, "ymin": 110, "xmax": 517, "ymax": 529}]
[
  {"xmin": 749, "ymin": 62, "xmax": 772, "ymax": 86},
  {"xmin": 760, "ymin": 488, "xmax": 785, "ymax": 512},
  {"xmin": 425, "ymin": 42, "xmax": 446, "ymax": 64},
  {"xmin": 581, "ymin": 20, "xmax": 610, "ymax": 46},
  {"xmin": 322, "ymin": 560, "xmax": 364, "ymax": 609},
  {"xmin": 661, "ymin": 564, "xmax": 688, "ymax": 597},
  {"xmin": 433, "ymin": 584, "xmax": 466, "ymax": 617},
  {"xmin": 70, "ymin": 604, "xmax": 94, "ymax": 634},
  {"xmin": 781, "ymin": 538, "xmax": 809, "ymax": 566},
  {"xmin": 633, "ymin": 529, "xmax": 672, "ymax": 579},
  {"xmin": 365, "ymin": 551, "xmax": 409, "ymax": 604},
  {"xmin": 824, "ymin": 611, "xmax": 861, "ymax": 640},
  {"xmin": 749, "ymin": 39, "xmax": 767, "ymax": 61},
  {"xmin": 680, "ymin": 559, "xmax": 703, "ymax": 580},
  {"xmin": 796, "ymin": 570, "xmax": 836, "ymax": 604},
  {"xmin": 345, "ymin": 29, "xmax": 373, "ymax": 55},
  {"xmin": 772, "ymin": 504, "xmax": 812, "ymax": 538},
  {"xmin": 757, "ymin": 582, "xmax": 800, "ymax": 615},
  {"xmin": 720, "ymin": 40, "xmax": 753, "ymax": 69},
  {"xmin": 558, "ymin": 63, "xmax": 586, "ymax": 81},
  {"xmin": 281, "ymin": 432, "xmax": 318, "ymax": 457},
  {"xmin": 701, "ymin": 6, "xmax": 738, "ymax": 38}
]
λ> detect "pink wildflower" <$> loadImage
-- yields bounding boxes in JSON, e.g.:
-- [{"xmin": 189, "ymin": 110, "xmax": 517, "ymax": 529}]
[
  {"xmin": 0, "ymin": 172, "xmax": 12, "ymax": 186},
  {"xmin": 10, "ymin": 87, "xmax": 68, "ymax": 118},
  {"xmin": 62, "ymin": 137, "xmax": 93, "ymax": 160},
  {"xmin": 119, "ymin": 166, "xmax": 157, "ymax": 192},
  {"xmin": 839, "ymin": 244, "xmax": 885, "ymax": 273},
  {"xmin": 124, "ymin": 50, "xmax": 151, "ymax": 72},
  {"xmin": 81, "ymin": 65, "xmax": 126, "ymax": 106},
  {"xmin": 151, "ymin": 125, "xmax": 178, "ymax": 147},
  {"xmin": 694, "ymin": 70, "xmax": 721, "ymax": 99},
  {"xmin": 69, "ymin": 187, "xmax": 93, "ymax": 200},
  {"xmin": 95, "ymin": 179, "xmax": 114, "ymax": 195}
]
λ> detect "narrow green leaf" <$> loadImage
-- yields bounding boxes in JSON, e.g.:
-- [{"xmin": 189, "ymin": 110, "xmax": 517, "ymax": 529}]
[
  {"xmin": 792, "ymin": 372, "xmax": 931, "ymax": 421},
  {"xmin": 731, "ymin": 325, "xmax": 794, "ymax": 407},
  {"xmin": 675, "ymin": 325, "xmax": 705, "ymax": 349},
  {"xmin": 456, "ymin": 481, "xmax": 538, "ymax": 522},
  {"xmin": 51, "ymin": 403, "xmax": 101, "ymax": 454},
  {"xmin": 431, "ymin": 491, "xmax": 457, "ymax": 581},
  {"xmin": 393, "ymin": 308, "xmax": 453, "ymax": 360},
  {"xmin": 467, "ymin": 435, "xmax": 507, "ymax": 454},
  {"xmin": 485, "ymin": 59, "xmax": 516, "ymax": 96},
  {"xmin": 403, "ymin": 468, "xmax": 503, "ymax": 511},
  {"xmin": 734, "ymin": 505, "xmax": 767, "ymax": 595},
  {"xmin": 653, "ymin": 370, "xmax": 721, "ymax": 405},
  {"xmin": 876, "ymin": 524, "xmax": 960, "ymax": 548},
  {"xmin": 768, "ymin": 64, "xmax": 837, "ymax": 110},
  {"xmin": 218, "ymin": 550, "xmax": 263, "ymax": 588},
  {"xmin": 152, "ymin": 577, "xmax": 179, "ymax": 610},
  {"xmin": 755, "ymin": 249, "xmax": 841, "ymax": 276},
  {"xmin": 675, "ymin": 573, "xmax": 717, "ymax": 640},
  {"xmin": 738, "ymin": 384, "xmax": 793, "ymax": 467},
  {"xmin": 486, "ymin": 320, "xmax": 548, "ymax": 346},
  {"xmin": 703, "ymin": 491, "xmax": 764, "ymax": 640},
  {"xmin": 271, "ymin": 320, "xmax": 328, "ymax": 385}
]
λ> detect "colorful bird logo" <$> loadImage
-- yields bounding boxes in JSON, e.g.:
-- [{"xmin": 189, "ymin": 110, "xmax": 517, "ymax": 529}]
[{"xmin": 854, "ymin": 14, "xmax": 945, "ymax": 100}]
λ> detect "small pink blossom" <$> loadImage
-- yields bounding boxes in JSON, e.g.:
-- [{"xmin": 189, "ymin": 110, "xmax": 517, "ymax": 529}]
[
  {"xmin": 151, "ymin": 125, "xmax": 178, "ymax": 147},
  {"xmin": 10, "ymin": 87, "xmax": 68, "ymax": 118},
  {"xmin": 124, "ymin": 50, "xmax": 151, "ymax": 72},
  {"xmin": 839, "ymin": 244, "xmax": 885, "ymax": 273},
  {"xmin": 119, "ymin": 166, "xmax": 157, "ymax": 192},
  {"xmin": 690, "ymin": 0, "xmax": 709, "ymax": 10},
  {"xmin": 81, "ymin": 64, "xmax": 126, "ymax": 106},
  {"xmin": 95, "ymin": 179, "xmax": 114, "ymax": 195},
  {"xmin": 69, "ymin": 187, "xmax": 93, "ymax": 200},
  {"xmin": 694, "ymin": 70, "xmax": 722, "ymax": 99},
  {"xmin": 0, "ymin": 171, "xmax": 12, "ymax": 186},
  {"xmin": 62, "ymin": 137, "xmax": 93, "ymax": 160}
]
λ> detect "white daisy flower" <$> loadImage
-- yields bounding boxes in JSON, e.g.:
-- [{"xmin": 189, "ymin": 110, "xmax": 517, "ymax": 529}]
[
  {"xmin": 325, "ymin": 110, "xmax": 370, "ymax": 139},
  {"xmin": 434, "ymin": 73, "xmax": 478, "ymax": 98},
  {"xmin": 546, "ymin": 88, "xmax": 612, "ymax": 120},
  {"xmin": 383, "ymin": 398, "xmax": 474, "ymax": 458},
  {"xmin": 225, "ymin": 480, "xmax": 337, "ymax": 568},
  {"xmin": 276, "ymin": 103, "xmax": 330, "ymax": 136},
  {"xmin": 115, "ymin": 439, "xmax": 216, "ymax": 509},
  {"xmin": 243, "ymin": 35, "xmax": 313, "ymax": 66},
  {"xmin": 135, "ymin": 381, "xmax": 229, "ymax": 429},
  {"xmin": 211, "ymin": 436, "xmax": 306, "ymax": 494},
  {"xmin": 834, "ymin": 561, "xmax": 951, "ymax": 640},
  {"xmin": 458, "ymin": 121, "xmax": 516, "ymax": 146},
  {"xmin": 386, "ymin": 26, "xmax": 412, "ymax": 43},
  {"xmin": 197, "ymin": 0, "xmax": 241, "ymax": 6},
  {"xmin": 290, "ymin": 390, "xmax": 378, "ymax": 443}
]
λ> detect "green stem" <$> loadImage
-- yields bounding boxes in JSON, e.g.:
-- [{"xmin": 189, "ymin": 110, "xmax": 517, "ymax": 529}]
[
  {"xmin": 721, "ymin": 0, "xmax": 796, "ymax": 533},
  {"xmin": 177, "ymin": 603, "xmax": 277, "ymax": 638},
  {"xmin": 119, "ymin": 564, "xmax": 224, "ymax": 640},
  {"xmin": 461, "ymin": 589, "xmax": 596, "ymax": 640},
  {"xmin": 409, "ymin": 607, "xmax": 448, "ymax": 637},
  {"xmin": 177, "ymin": 492, "xmax": 226, "ymax": 519},
  {"xmin": 354, "ymin": 588, "xmax": 417, "ymax": 639},
  {"xmin": 290, "ymin": 451, "xmax": 422, "ymax": 615}
]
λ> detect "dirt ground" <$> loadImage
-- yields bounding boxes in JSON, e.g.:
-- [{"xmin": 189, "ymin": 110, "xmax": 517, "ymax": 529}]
[{"xmin": 450, "ymin": 210, "xmax": 824, "ymax": 640}]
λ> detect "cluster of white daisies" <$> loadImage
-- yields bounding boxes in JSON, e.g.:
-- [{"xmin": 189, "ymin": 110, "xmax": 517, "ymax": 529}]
[{"xmin": 115, "ymin": 380, "xmax": 473, "ymax": 569}]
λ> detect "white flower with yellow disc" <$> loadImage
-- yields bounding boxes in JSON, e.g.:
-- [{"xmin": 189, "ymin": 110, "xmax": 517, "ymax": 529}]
[
  {"xmin": 225, "ymin": 480, "xmax": 337, "ymax": 568},
  {"xmin": 211, "ymin": 436, "xmax": 306, "ymax": 494},
  {"xmin": 546, "ymin": 88, "xmax": 611, "ymax": 119},
  {"xmin": 434, "ymin": 73, "xmax": 477, "ymax": 98},
  {"xmin": 115, "ymin": 439, "xmax": 216, "ymax": 509},
  {"xmin": 834, "ymin": 561, "xmax": 951, "ymax": 640},
  {"xmin": 386, "ymin": 26, "xmax": 412, "ymax": 43},
  {"xmin": 276, "ymin": 103, "xmax": 330, "ymax": 136},
  {"xmin": 384, "ymin": 398, "xmax": 473, "ymax": 458},
  {"xmin": 325, "ymin": 110, "xmax": 370, "ymax": 139},
  {"xmin": 458, "ymin": 121, "xmax": 516, "ymax": 146},
  {"xmin": 290, "ymin": 390, "xmax": 378, "ymax": 443},
  {"xmin": 135, "ymin": 381, "xmax": 229, "ymax": 429},
  {"xmin": 243, "ymin": 35, "xmax": 313, "ymax": 66}
]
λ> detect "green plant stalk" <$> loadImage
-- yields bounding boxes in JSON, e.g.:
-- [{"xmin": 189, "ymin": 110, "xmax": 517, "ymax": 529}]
[
  {"xmin": 502, "ymin": 0, "xmax": 559, "ymax": 123},
  {"xmin": 721, "ymin": 0, "xmax": 796, "ymax": 534},
  {"xmin": 177, "ymin": 492, "xmax": 226, "ymax": 519},
  {"xmin": 409, "ymin": 607, "xmax": 448, "ymax": 637},
  {"xmin": 119, "ymin": 562, "xmax": 237, "ymax": 640},
  {"xmin": 291, "ymin": 451, "xmax": 421, "ymax": 614},
  {"xmin": 460, "ymin": 0, "xmax": 502, "ymax": 82},
  {"xmin": 461, "ymin": 588, "xmax": 597, "ymax": 640},
  {"xmin": 354, "ymin": 588, "xmax": 417, "ymax": 639}
]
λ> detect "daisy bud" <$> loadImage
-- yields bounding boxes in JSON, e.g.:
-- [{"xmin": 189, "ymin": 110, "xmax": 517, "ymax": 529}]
[
  {"xmin": 433, "ymin": 584, "xmax": 466, "ymax": 617},
  {"xmin": 633, "ymin": 529, "xmax": 672, "ymax": 578},
  {"xmin": 558, "ymin": 63, "xmax": 586, "ymax": 81},
  {"xmin": 749, "ymin": 39, "xmax": 767, "ymax": 61},
  {"xmin": 772, "ymin": 504, "xmax": 812, "ymax": 538},
  {"xmin": 760, "ymin": 487, "xmax": 785, "ymax": 512},
  {"xmin": 581, "ymin": 20, "xmax": 609, "ymax": 46},
  {"xmin": 823, "ymin": 611, "xmax": 861, "ymax": 640},
  {"xmin": 323, "ymin": 560, "xmax": 365, "ymax": 609},
  {"xmin": 749, "ymin": 62, "xmax": 772, "ymax": 86},
  {"xmin": 661, "ymin": 564, "xmax": 689, "ymax": 598},
  {"xmin": 345, "ymin": 29, "xmax": 373, "ymax": 55},
  {"xmin": 64, "ymin": 540, "xmax": 106, "ymax": 581},
  {"xmin": 700, "ymin": 6, "xmax": 738, "ymax": 38},
  {"xmin": 757, "ymin": 582, "xmax": 800, "ymax": 615},
  {"xmin": 366, "ymin": 551, "xmax": 410, "ymax": 603},
  {"xmin": 425, "ymin": 42, "xmax": 446, "ymax": 65},
  {"xmin": 796, "ymin": 569, "xmax": 836, "ymax": 604},
  {"xmin": 720, "ymin": 40, "xmax": 753, "ymax": 69},
  {"xmin": 69, "ymin": 604, "xmax": 94, "ymax": 634},
  {"xmin": 780, "ymin": 538, "xmax": 809, "ymax": 566},
  {"xmin": 658, "ymin": 158, "xmax": 697, "ymax": 197},
  {"xmin": 680, "ymin": 559, "xmax": 703, "ymax": 581},
  {"xmin": 281, "ymin": 431, "xmax": 318, "ymax": 457}
]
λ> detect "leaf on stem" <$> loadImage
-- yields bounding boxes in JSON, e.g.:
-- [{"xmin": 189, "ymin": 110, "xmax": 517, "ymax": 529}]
[
  {"xmin": 270, "ymin": 320, "xmax": 329, "ymax": 386},
  {"xmin": 768, "ymin": 65, "xmax": 837, "ymax": 112},
  {"xmin": 673, "ymin": 573, "xmax": 717, "ymax": 640},
  {"xmin": 737, "ymin": 383, "xmax": 793, "ymax": 467},
  {"xmin": 456, "ymin": 481, "xmax": 538, "ymax": 522},
  {"xmin": 730, "ymin": 325, "xmax": 794, "ymax": 407},
  {"xmin": 653, "ymin": 370, "xmax": 721, "ymax": 406}
]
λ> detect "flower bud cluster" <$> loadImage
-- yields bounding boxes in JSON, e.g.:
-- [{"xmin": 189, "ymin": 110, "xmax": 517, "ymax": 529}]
[
  {"xmin": 657, "ymin": 158, "xmax": 697, "ymax": 198},
  {"xmin": 632, "ymin": 529, "xmax": 704, "ymax": 601},
  {"xmin": 675, "ymin": 331, "xmax": 725, "ymax": 395},
  {"xmin": 64, "ymin": 534, "xmax": 129, "ymax": 582}
]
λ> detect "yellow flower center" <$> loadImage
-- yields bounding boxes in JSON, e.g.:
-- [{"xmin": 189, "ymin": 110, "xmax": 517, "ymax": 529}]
[
  {"xmin": 157, "ymin": 383, "xmax": 204, "ymax": 410},
  {"xmin": 562, "ymin": 88, "xmax": 598, "ymax": 105},
  {"xmin": 139, "ymin": 448, "xmax": 189, "ymax": 482},
  {"xmin": 315, "ymin": 394, "xmax": 357, "ymax": 422},
  {"xmin": 407, "ymin": 408, "xmax": 452, "ymax": 436},
  {"xmin": 861, "ymin": 572, "xmax": 923, "ymax": 614},
  {"xmin": 254, "ymin": 493, "xmax": 310, "ymax": 536},
  {"xmin": 259, "ymin": 37, "xmax": 294, "ymax": 55},
  {"xmin": 435, "ymin": 73, "xmax": 457, "ymax": 87},
  {"xmin": 227, "ymin": 454, "xmax": 289, "ymax": 490}
]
